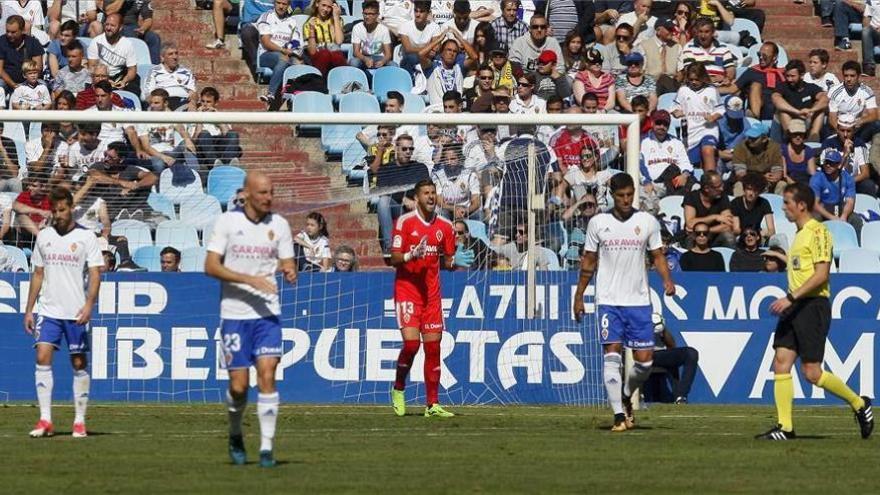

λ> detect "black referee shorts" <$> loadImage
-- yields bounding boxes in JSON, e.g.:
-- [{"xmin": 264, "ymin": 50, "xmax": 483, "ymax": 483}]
[{"xmin": 773, "ymin": 297, "xmax": 831, "ymax": 363}]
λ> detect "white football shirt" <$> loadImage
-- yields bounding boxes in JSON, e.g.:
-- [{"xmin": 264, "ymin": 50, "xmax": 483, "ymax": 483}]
[
  {"xmin": 206, "ymin": 210, "xmax": 295, "ymax": 319},
  {"xmin": 672, "ymin": 84, "xmax": 723, "ymax": 150},
  {"xmin": 584, "ymin": 211, "xmax": 662, "ymax": 306},
  {"xmin": 31, "ymin": 226, "xmax": 103, "ymax": 320},
  {"xmin": 804, "ymin": 72, "xmax": 840, "ymax": 93},
  {"xmin": 828, "ymin": 82, "xmax": 877, "ymax": 120},
  {"xmin": 86, "ymin": 34, "xmax": 138, "ymax": 78}
]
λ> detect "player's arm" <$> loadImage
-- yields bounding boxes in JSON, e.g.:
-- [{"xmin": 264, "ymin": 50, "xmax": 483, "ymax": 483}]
[
  {"xmin": 573, "ymin": 250, "xmax": 597, "ymax": 322},
  {"xmin": 205, "ymin": 251, "xmax": 277, "ymax": 294},
  {"xmin": 280, "ymin": 257, "xmax": 298, "ymax": 284},
  {"xmin": 791, "ymin": 261, "xmax": 831, "ymax": 301},
  {"xmin": 650, "ymin": 247, "xmax": 676, "ymax": 296},
  {"xmin": 24, "ymin": 266, "xmax": 44, "ymax": 333},
  {"xmin": 77, "ymin": 266, "xmax": 101, "ymax": 324}
]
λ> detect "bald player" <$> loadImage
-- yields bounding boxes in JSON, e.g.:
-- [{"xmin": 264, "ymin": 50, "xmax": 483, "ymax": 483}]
[{"xmin": 205, "ymin": 172, "xmax": 297, "ymax": 467}]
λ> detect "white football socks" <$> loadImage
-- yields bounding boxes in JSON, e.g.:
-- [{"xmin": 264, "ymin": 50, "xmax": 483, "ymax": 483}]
[
  {"xmin": 35, "ymin": 365, "xmax": 53, "ymax": 422},
  {"xmin": 72, "ymin": 369, "xmax": 90, "ymax": 424},
  {"xmin": 603, "ymin": 353, "xmax": 624, "ymax": 415},
  {"xmin": 226, "ymin": 390, "xmax": 247, "ymax": 437},
  {"xmin": 624, "ymin": 360, "xmax": 654, "ymax": 398},
  {"xmin": 257, "ymin": 392, "xmax": 279, "ymax": 452}
]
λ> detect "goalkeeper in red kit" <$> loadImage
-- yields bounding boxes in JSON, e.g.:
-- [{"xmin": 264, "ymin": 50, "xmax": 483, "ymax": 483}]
[{"xmin": 389, "ymin": 180, "xmax": 457, "ymax": 417}]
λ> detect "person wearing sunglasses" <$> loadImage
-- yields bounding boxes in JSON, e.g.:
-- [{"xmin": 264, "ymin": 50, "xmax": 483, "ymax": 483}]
[
  {"xmin": 679, "ymin": 221, "xmax": 726, "ymax": 271},
  {"xmin": 561, "ymin": 131, "xmax": 617, "ymax": 210},
  {"xmin": 508, "ymin": 12, "xmax": 564, "ymax": 74},
  {"xmin": 451, "ymin": 219, "xmax": 490, "ymax": 269},
  {"xmin": 729, "ymin": 226, "xmax": 765, "ymax": 272},
  {"xmin": 509, "ymin": 72, "xmax": 547, "ymax": 115},
  {"xmin": 373, "ymin": 134, "xmax": 431, "ymax": 254},
  {"xmin": 598, "ymin": 23, "xmax": 636, "ymax": 76},
  {"xmin": 683, "ymin": 170, "xmax": 737, "ymax": 248}
]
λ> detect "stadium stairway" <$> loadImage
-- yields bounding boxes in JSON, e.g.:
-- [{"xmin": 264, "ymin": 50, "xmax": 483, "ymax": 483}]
[{"xmin": 153, "ymin": 0, "xmax": 386, "ymax": 268}]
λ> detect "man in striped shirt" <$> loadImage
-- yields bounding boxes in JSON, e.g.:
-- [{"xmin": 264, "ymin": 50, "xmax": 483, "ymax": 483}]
[
  {"xmin": 490, "ymin": 0, "xmax": 527, "ymax": 52},
  {"xmin": 675, "ymin": 17, "xmax": 736, "ymax": 85}
]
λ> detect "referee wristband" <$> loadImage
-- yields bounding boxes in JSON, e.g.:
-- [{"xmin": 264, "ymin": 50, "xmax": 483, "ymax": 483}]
[{"xmin": 786, "ymin": 293, "xmax": 796, "ymax": 303}]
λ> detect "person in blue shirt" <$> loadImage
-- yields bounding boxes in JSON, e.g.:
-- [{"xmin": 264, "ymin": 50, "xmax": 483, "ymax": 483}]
[
  {"xmin": 717, "ymin": 95, "xmax": 751, "ymax": 167},
  {"xmin": 820, "ymin": 113, "xmax": 878, "ymax": 196},
  {"xmin": 809, "ymin": 149, "xmax": 863, "ymax": 235}
]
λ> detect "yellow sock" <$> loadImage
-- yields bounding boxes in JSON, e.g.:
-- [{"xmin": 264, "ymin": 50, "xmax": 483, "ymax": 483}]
[
  {"xmin": 817, "ymin": 371, "xmax": 865, "ymax": 410},
  {"xmin": 774, "ymin": 373, "xmax": 794, "ymax": 432}
]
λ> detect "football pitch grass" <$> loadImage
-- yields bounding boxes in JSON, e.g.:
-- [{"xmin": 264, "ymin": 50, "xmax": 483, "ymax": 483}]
[{"xmin": 1, "ymin": 403, "xmax": 877, "ymax": 493}]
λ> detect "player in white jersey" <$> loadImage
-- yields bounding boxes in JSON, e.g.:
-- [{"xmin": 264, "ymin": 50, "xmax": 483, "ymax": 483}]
[
  {"xmin": 573, "ymin": 173, "xmax": 676, "ymax": 432},
  {"xmin": 671, "ymin": 62, "xmax": 723, "ymax": 171},
  {"xmin": 24, "ymin": 187, "xmax": 103, "ymax": 438},
  {"xmin": 205, "ymin": 171, "xmax": 296, "ymax": 468}
]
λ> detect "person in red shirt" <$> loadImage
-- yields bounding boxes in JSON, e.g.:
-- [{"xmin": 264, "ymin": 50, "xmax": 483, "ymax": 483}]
[
  {"xmin": 550, "ymin": 106, "xmax": 601, "ymax": 175},
  {"xmin": 389, "ymin": 180, "xmax": 457, "ymax": 418},
  {"xmin": 12, "ymin": 178, "xmax": 51, "ymax": 247}
]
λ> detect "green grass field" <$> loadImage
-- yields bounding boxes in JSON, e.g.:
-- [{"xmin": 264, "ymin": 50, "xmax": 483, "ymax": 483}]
[{"xmin": 0, "ymin": 402, "xmax": 876, "ymax": 493}]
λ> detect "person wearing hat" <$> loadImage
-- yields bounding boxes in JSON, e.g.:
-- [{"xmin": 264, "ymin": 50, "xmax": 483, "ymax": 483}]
[
  {"xmin": 635, "ymin": 15, "xmax": 681, "ymax": 95},
  {"xmin": 718, "ymin": 95, "xmax": 752, "ymax": 165},
  {"xmin": 771, "ymin": 59, "xmax": 828, "ymax": 142},
  {"xmin": 573, "ymin": 47, "xmax": 616, "ymax": 111},
  {"xmin": 533, "ymin": 49, "xmax": 572, "ymax": 101},
  {"xmin": 731, "ymin": 122, "xmax": 787, "ymax": 196},
  {"xmin": 508, "ymin": 12, "xmax": 565, "ymax": 74},
  {"xmin": 781, "ymin": 119, "xmax": 817, "ymax": 186},
  {"xmin": 615, "ymin": 51, "xmax": 657, "ymax": 113},
  {"xmin": 398, "ymin": 1, "xmax": 442, "ymax": 77},
  {"xmin": 821, "ymin": 112, "xmax": 878, "ymax": 196},
  {"xmin": 485, "ymin": 43, "xmax": 515, "ymax": 93},
  {"xmin": 810, "ymin": 148, "xmax": 863, "ymax": 234},
  {"xmin": 639, "ymin": 109, "xmax": 693, "ymax": 201}
]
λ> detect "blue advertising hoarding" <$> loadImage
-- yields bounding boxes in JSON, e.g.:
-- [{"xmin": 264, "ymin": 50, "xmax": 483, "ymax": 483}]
[{"xmin": 0, "ymin": 272, "xmax": 874, "ymax": 405}]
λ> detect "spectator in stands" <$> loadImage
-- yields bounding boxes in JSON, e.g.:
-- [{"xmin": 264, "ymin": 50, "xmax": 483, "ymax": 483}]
[
  {"xmin": 495, "ymin": 220, "xmax": 557, "ymax": 270},
  {"xmin": 26, "ymin": 122, "xmax": 62, "ymax": 182},
  {"xmin": 490, "ymin": 0, "xmax": 528, "ymax": 52},
  {"xmin": 680, "ymin": 221, "xmax": 726, "ymax": 271},
  {"xmin": 560, "ymin": 29, "xmax": 585, "ymax": 78},
  {"xmin": 255, "ymin": 0, "xmax": 303, "ymax": 106},
  {"xmin": 486, "ymin": 44, "xmax": 515, "ymax": 94},
  {"xmin": 462, "ymin": 22, "xmax": 497, "ymax": 72},
  {"xmin": 490, "ymin": 251, "xmax": 513, "ymax": 270},
  {"xmin": 87, "ymin": 14, "xmax": 140, "ymax": 95},
  {"xmin": 350, "ymin": 0, "xmax": 394, "ymax": 76},
  {"xmin": 822, "ymin": 114, "xmax": 878, "ymax": 196},
  {"xmin": 635, "ymin": 16, "xmax": 679, "ymax": 95},
  {"xmin": 717, "ymin": 96, "xmax": 750, "ymax": 165},
  {"xmin": 561, "ymin": 191, "xmax": 598, "ymax": 235},
  {"xmin": 421, "ymin": 38, "xmax": 465, "ymax": 107},
  {"xmin": 805, "ymin": 48, "xmax": 840, "ymax": 92},
  {"xmin": 831, "ymin": 0, "xmax": 861, "ymax": 52},
  {"xmin": 616, "ymin": 0, "xmax": 657, "ymax": 44},
  {"xmin": 573, "ymin": 48, "xmax": 616, "ymax": 112},
  {"xmin": 377, "ymin": 0, "xmax": 414, "ymax": 36},
  {"xmin": 303, "ymin": 0, "xmax": 346, "ymax": 77},
  {"xmin": 453, "ymin": 219, "xmax": 490, "ymax": 269},
  {"xmin": 599, "ymin": 22, "xmax": 636, "ymax": 76},
  {"xmin": 294, "ymin": 211, "xmax": 331, "ymax": 272},
  {"xmin": 11, "ymin": 177, "xmax": 50, "ymax": 248},
  {"xmin": 330, "ymin": 245, "xmax": 358, "ymax": 272},
  {"xmin": 106, "ymin": 0, "xmax": 161, "ymax": 64},
  {"xmin": 771, "ymin": 59, "xmax": 827, "ymax": 142},
  {"xmin": 88, "ymin": 141, "xmax": 156, "ymax": 220},
  {"xmin": 160, "ymin": 246, "xmax": 182, "ymax": 272},
  {"xmin": 464, "ymin": 65, "xmax": 497, "ymax": 111},
  {"xmin": 761, "ymin": 246, "xmax": 787, "ymax": 273},
  {"xmin": 238, "ymin": 0, "xmax": 274, "ymax": 77},
  {"xmin": 0, "ymin": 125, "xmax": 21, "ymax": 191},
  {"xmin": 639, "ymin": 109, "xmax": 692, "ymax": 202},
  {"xmin": 676, "ymin": 17, "xmax": 736, "ymax": 85},
  {"xmin": 144, "ymin": 42, "xmax": 198, "ymax": 110},
  {"xmin": 683, "ymin": 171, "xmax": 735, "ymax": 248},
  {"xmin": 52, "ymin": 40, "xmax": 89, "ymax": 98},
  {"xmin": 87, "ymin": 80, "xmax": 143, "ymax": 153},
  {"xmin": 139, "ymin": 89, "xmax": 199, "ymax": 175},
  {"xmin": 47, "ymin": 0, "xmax": 101, "ymax": 38},
  {"xmin": 781, "ymin": 120, "xmax": 817, "ymax": 185},
  {"xmin": 432, "ymin": 145, "xmax": 481, "ymax": 220},
  {"xmin": 509, "ymin": 12, "xmax": 564, "ymax": 74},
  {"xmin": 398, "ymin": 1, "xmax": 440, "ymax": 76},
  {"xmin": 562, "ymin": 143, "xmax": 618, "ymax": 211},
  {"xmin": 731, "ymin": 123, "xmax": 785, "ymax": 195},
  {"xmin": 721, "ymin": 42, "xmax": 780, "ymax": 122},
  {"xmin": 1, "ymin": 0, "xmax": 45, "ymax": 34},
  {"xmin": 205, "ymin": 0, "xmax": 239, "ymax": 49},
  {"xmin": 537, "ymin": 0, "xmax": 584, "ymax": 46},
  {"xmin": 670, "ymin": 1, "xmax": 695, "ymax": 45},
  {"xmin": 367, "ymin": 124, "xmax": 397, "ymax": 175},
  {"xmin": 550, "ymin": 106, "xmax": 601, "ymax": 175},
  {"xmin": 47, "ymin": 20, "xmax": 79, "ymax": 78},
  {"xmin": 672, "ymin": 62, "xmax": 722, "ymax": 171},
  {"xmin": 509, "ymin": 72, "xmax": 546, "ymax": 115},
  {"xmin": 55, "ymin": 122, "xmax": 106, "ymax": 184},
  {"xmin": 729, "ymin": 226, "xmax": 765, "ymax": 271},
  {"xmin": 442, "ymin": 1, "xmax": 478, "ymax": 45},
  {"xmin": 374, "ymin": 134, "xmax": 430, "ymax": 253},
  {"xmin": 75, "ymin": 64, "xmax": 126, "ymax": 109},
  {"xmin": 0, "ymin": 15, "xmax": 43, "ymax": 92},
  {"xmin": 69, "ymin": 173, "xmax": 140, "ymax": 266},
  {"xmin": 828, "ymin": 61, "xmax": 877, "ymax": 140},
  {"xmin": 616, "ymin": 52, "xmax": 657, "ymax": 112},
  {"xmin": 11, "ymin": 60, "xmax": 50, "ymax": 110},
  {"xmin": 810, "ymin": 149, "xmax": 863, "ymax": 234},
  {"xmin": 695, "ymin": 0, "xmax": 739, "ymax": 45},
  {"xmin": 730, "ymin": 172, "xmax": 775, "ymax": 239},
  {"xmin": 357, "ymin": 91, "xmax": 418, "ymax": 146},
  {"xmin": 190, "ymin": 86, "xmax": 243, "ymax": 169},
  {"xmin": 532, "ymin": 50, "xmax": 572, "ymax": 101}
]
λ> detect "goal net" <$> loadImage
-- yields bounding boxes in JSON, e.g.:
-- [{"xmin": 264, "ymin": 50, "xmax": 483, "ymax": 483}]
[{"xmin": 0, "ymin": 107, "xmax": 641, "ymax": 407}]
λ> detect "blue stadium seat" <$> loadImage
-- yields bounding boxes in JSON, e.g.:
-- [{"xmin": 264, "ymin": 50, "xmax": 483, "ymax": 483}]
[
  {"xmin": 761, "ymin": 193, "xmax": 783, "ymax": 214},
  {"xmin": 293, "ymin": 14, "xmax": 310, "ymax": 28},
  {"xmin": 159, "ymin": 168, "xmax": 204, "ymax": 204},
  {"xmin": 854, "ymin": 193, "xmax": 879, "ymax": 214},
  {"xmin": 180, "ymin": 246, "xmax": 207, "ymax": 272},
  {"xmin": 147, "ymin": 192, "xmax": 177, "ymax": 220},
  {"xmin": 132, "ymin": 245, "xmax": 163, "ymax": 272},
  {"xmin": 179, "ymin": 195, "xmax": 222, "ymax": 231},
  {"xmin": 464, "ymin": 219, "xmax": 490, "ymax": 246},
  {"xmin": 111, "ymin": 219, "xmax": 153, "ymax": 252},
  {"xmin": 293, "ymin": 91, "xmax": 334, "ymax": 133},
  {"xmin": 824, "ymin": 220, "xmax": 859, "ymax": 259},
  {"xmin": 372, "ymin": 67, "xmax": 413, "ymax": 103},
  {"xmin": 839, "ymin": 249, "xmax": 880, "ymax": 273},
  {"xmin": 713, "ymin": 247, "xmax": 734, "ymax": 271},
  {"xmin": 255, "ymin": 46, "xmax": 273, "ymax": 84},
  {"xmin": 773, "ymin": 220, "xmax": 797, "ymax": 250},
  {"xmin": 352, "ymin": 0, "xmax": 363, "ymax": 17},
  {"xmin": 207, "ymin": 165, "xmax": 246, "ymax": 207},
  {"xmin": 657, "ymin": 92, "xmax": 676, "ymax": 111},
  {"xmin": 322, "ymin": 92, "xmax": 379, "ymax": 154},
  {"xmin": 339, "ymin": 91, "xmax": 380, "ymax": 113},
  {"xmin": 155, "ymin": 220, "xmax": 201, "ymax": 250},
  {"xmin": 342, "ymin": 141, "xmax": 367, "ymax": 177},
  {"xmin": 731, "ymin": 18, "xmax": 762, "ymax": 45},
  {"xmin": 404, "ymin": 93, "xmax": 425, "ymax": 113},
  {"xmin": 129, "ymin": 37, "xmax": 151, "ymax": 66},
  {"xmin": 860, "ymin": 221, "xmax": 880, "ymax": 247},
  {"xmin": 281, "ymin": 65, "xmax": 323, "ymax": 104},
  {"xmin": 3, "ymin": 245, "xmax": 28, "ymax": 272},
  {"xmin": 327, "ymin": 66, "xmax": 370, "ymax": 101},
  {"xmin": 658, "ymin": 195, "xmax": 684, "ymax": 221}
]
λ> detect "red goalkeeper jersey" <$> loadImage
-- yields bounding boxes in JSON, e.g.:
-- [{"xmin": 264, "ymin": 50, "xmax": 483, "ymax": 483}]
[{"xmin": 391, "ymin": 210, "xmax": 455, "ymax": 300}]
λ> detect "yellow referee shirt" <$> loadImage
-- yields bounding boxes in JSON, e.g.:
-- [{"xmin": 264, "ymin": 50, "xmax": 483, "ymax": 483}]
[{"xmin": 787, "ymin": 218, "xmax": 832, "ymax": 298}]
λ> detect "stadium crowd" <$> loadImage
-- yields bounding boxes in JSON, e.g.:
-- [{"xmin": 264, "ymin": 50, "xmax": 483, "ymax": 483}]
[{"xmin": 0, "ymin": 0, "xmax": 879, "ymax": 274}]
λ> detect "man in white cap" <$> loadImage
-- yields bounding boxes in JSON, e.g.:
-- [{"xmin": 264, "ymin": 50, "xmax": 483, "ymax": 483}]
[
  {"xmin": 718, "ymin": 95, "xmax": 751, "ymax": 166},
  {"xmin": 821, "ymin": 113, "xmax": 878, "ymax": 196}
]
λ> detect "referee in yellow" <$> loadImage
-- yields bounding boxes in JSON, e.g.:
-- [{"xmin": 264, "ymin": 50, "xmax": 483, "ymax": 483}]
[{"xmin": 757, "ymin": 182, "xmax": 874, "ymax": 440}]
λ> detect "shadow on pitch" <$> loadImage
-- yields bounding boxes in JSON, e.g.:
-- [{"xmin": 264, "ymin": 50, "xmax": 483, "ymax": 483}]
[{"xmin": 52, "ymin": 431, "xmax": 112, "ymax": 437}]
